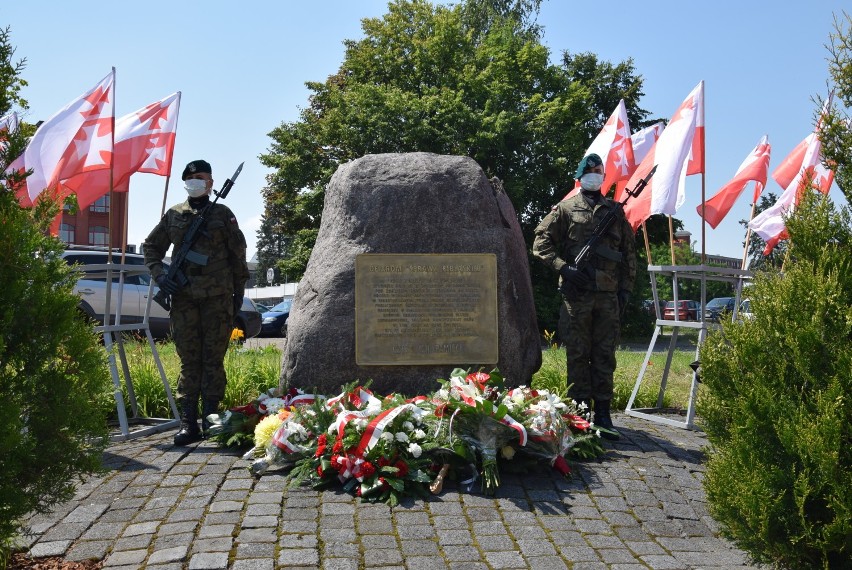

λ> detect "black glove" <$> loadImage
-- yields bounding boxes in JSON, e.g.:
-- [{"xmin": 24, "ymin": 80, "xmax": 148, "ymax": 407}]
[
  {"xmin": 232, "ymin": 292, "xmax": 243, "ymax": 314},
  {"xmin": 155, "ymin": 274, "xmax": 179, "ymax": 295},
  {"xmin": 559, "ymin": 264, "xmax": 591, "ymax": 290},
  {"xmin": 617, "ymin": 289, "xmax": 630, "ymax": 315}
]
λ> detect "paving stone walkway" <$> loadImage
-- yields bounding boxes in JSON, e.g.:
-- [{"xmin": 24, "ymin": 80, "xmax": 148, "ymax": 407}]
[{"xmin": 18, "ymin": 413, "xmax": 760, "ymax": 569}]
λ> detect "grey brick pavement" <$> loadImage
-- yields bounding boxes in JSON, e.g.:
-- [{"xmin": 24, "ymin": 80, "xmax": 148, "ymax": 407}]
[{"xmin": 17, "ymin": 414, "xmax": 762, "ymax": 569}]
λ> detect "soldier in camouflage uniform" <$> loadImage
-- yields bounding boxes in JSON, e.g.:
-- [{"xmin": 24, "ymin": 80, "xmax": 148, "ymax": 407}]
[
  {"xmin": 143, "ymin": 159, "xmax": 250, "ymax": 446},
  {"xmin": 533, "ymin": 153, "xmax": 636, "ymax": 440}
]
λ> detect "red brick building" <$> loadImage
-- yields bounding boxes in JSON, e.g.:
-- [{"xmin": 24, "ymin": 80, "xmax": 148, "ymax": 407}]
[{"xmin": 59, "ymin": 192, "xmax": 131, "ymax": 252}]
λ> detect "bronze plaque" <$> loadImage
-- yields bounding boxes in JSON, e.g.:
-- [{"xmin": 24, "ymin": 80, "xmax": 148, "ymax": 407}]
[{"xmin": 355, "ymin": 253, "xmax": 498, "ymax": 365}]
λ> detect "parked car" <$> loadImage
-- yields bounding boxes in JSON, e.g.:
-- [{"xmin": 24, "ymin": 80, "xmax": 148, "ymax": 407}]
[
  {"xmin": 62, "ymin": 248, "xmax": 260, "ymax": 340},
  {"xmin": 704, "ymin": 296, "xmax": 737, "ymax": 322},
  {"xmin": 260, "ymin": 298, "xmax": 293, "ymax": 337},
  {"xmin": 642, "ymin": 298, "xmax": 667, "ymax": 316},
  {"xmin": 663, "ymin": 299, "xmax": 700, "ymax": 321},
  {"xmin": 739, "ymin": 298, "xmax": 754, "ymax": 320},
  {"xmin": 255, "ymin": 302, "xmax": 272, "ymax": 313}
]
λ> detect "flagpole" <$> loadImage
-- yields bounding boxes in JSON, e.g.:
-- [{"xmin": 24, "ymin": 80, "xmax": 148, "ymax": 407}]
[
  {"xmin": 741, "ymin": 199, "xmax": 757, "ymax": 270},
  {"xmin": 668, "ymin": 215, "xmax": 675, "ymax": 264},
  {"xmin": 641, "ymin": 221, "xmax": 652, "ymax": 263}
]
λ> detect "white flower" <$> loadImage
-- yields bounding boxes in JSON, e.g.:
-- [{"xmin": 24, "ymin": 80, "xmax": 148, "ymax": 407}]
[
  {"xmin": 395, "ymin": 432, "xmax": 409, "ymax": 443},
  {"xmin": 435, "ymin": 388, "xmax": 449, "ymax": 401},
  {"xmin": 355, "ymin": 418, "xmax": 369, "ymax": 430},
  {"xmin": 402, "ymin": 421, "xmax": 414, "ymax": 431},
  {"xmin": 413, "ymin": 429, "xmax": 426, "ymax": 440},
  {"xmin": 407, "ymin": 442, "xmax": 422, "ymax": 458},
  {"xmin": 263, "ymin": 397, "xmax": 287, "ymax": 415},
  {"xmin": 365, "ymin": 399, "xmax": 383, "ymax": 415},
  {"xmin": 380, "ymin": 432, "xmax": 395, "ymax": 442},
  {"xmin": 500, "ymin": 445, "xmax": 516, "ymax": 460}
]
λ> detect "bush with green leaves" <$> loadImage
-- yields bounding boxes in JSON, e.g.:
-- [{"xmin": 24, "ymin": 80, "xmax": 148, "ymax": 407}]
[
  {"xmin": 0, "ymin": 135, "xmax": 113, "ymax": 564},
  {"xmin": 698, "ymin": 192, "xmax": 851, "ymax": 569}
]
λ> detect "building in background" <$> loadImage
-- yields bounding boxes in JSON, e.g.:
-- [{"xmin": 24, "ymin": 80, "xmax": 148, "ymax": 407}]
[{"xmin": 59, "ymin": 193, "xmax": 131, "ymax": 252}]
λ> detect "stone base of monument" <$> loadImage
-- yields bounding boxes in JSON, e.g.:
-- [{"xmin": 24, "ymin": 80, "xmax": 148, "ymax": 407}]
[{"xmin": 279, "ymin": 152, "xmax": 541, "ymax": 396}]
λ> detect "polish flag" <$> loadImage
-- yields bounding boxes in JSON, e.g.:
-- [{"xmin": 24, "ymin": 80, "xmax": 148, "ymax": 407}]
[
  {"xmin": 748, "ymin": 128, "xmax": 830, "ymax": 254},
  {"xmin": 697, "ymin": 135, "xmax": 770, "ymax": 229},
  {"xmin": 623, "ymin": 81, "xmax": 705, "ymax": 231},
  {"xmin": 564, "ymin": 99, "xmax": 635, "ymax": 200},
  {"xmin": 60, "ymin": 92, "xmax": 181, "ymax": 208},
  {"xmin": 10, "ymin": 71, "xmax": 115, "ymax": 206},
  {"xmin": 772, "ymin": 94, "xmax": 834, "ymax": 195},
  {"xmin": 614, "ymin": 121, "xmax": 664, "ymax": 201}
]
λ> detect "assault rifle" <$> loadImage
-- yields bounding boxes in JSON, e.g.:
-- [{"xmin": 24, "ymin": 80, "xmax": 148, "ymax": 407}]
[
  {"xmin": 153, "ymin": 162, "xmax": 244, "ymax": 311},
  {"xmin": 560, "ymin": 165, "xmax": 657, "ymax": 300}
]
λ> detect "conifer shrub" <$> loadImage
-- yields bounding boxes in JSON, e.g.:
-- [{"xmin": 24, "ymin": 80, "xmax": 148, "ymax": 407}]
[
  {"xmin": 698, "ymin": 193, "xmax": 851, "ymax": 569},
  {"xmin": 0, "ymin": 140, "xmax": 113, "ymax": 562}
]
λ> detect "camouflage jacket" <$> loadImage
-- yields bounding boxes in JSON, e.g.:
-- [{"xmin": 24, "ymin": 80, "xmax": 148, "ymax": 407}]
[
  {"xmin": 143, "ymin": 200, "xmax": 249, "ymax": 299},
  {"xmin": 532, "ymin": 192, "xmax": 636, "ymax": 293}
]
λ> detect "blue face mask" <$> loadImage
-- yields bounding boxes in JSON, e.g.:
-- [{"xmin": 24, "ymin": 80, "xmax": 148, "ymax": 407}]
[{"xmin": 580, "ymin": 172, "xmax": 604, "ymax": 192}]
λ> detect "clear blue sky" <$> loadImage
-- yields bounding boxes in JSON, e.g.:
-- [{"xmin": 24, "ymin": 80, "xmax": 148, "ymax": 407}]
[{"xmin": 3, "ymin": 1, "xmax": 848, "ymax": 262}]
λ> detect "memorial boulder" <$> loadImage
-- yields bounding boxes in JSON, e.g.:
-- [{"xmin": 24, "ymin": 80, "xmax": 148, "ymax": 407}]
[{"xmin": 279, "ymin": 152, "xmax": 541, "ymax": 396}]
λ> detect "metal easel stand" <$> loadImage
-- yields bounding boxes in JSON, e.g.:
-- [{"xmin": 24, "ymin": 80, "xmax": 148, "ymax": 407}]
[
  {"xmin": 90, "ymin": 262, "xmax": 180, "ymax": 442},
  {"xmin": 624, "ymin": 264, "xmax": 752, "ymax": 430}
]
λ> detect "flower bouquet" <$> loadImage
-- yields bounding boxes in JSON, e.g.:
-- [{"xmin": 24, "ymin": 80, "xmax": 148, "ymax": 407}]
[
  {"xmin": 500, "ymin": 387, "xmax": 599, "ymax": 477},
  {"xmin": 289, "ymin": 389, "xmax": 438, "ymax": 506},
  {"xmin": 433, "ymin": 369, "xmax": 526, "ymax": 495},
  {"xmin": 207, "ymin": 387, "xmax": 317, "ymax": 449}
]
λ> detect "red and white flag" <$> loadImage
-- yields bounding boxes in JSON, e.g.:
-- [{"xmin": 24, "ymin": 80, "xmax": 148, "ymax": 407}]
[
  {"xmin": 697, "ymin": 135, "xmax": 770, "ymax": 229},
  {"xmin": 614, "ymin": 121, "xmax": 664, "ymax": 201},
  {"xmin": 60, "ymin": 92, "xmax": 181, "ymax": 208},
  {"xmin": 623, "ymin": 80, "xmax": 705, "ymax": 231},
  {"xmin": 564, "ymin": 99, "xmax": 635, "ymax": 200},
  {"xmin": 748, "ymin": 129, "xmax": 831, "ymax": 254},
  {"xmin": 10, "ymin": 71, "xmax": 115, "ymax": 206}
]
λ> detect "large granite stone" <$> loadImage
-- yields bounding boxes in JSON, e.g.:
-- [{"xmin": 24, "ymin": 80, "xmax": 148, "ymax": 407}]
[{"xmin": 279, "ymin": 152, "xmax": 540, "ymax": 396}]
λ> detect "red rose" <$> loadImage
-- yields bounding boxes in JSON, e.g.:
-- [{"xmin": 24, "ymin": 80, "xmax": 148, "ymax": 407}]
[
  {"xmin": 378, "ymin": 457, "xmax": 391, "ymax": 467},
  {"xmin": 360, "ymin": 461, "xmax": 376, "ymax": 478},
  {"xmin": 395, "ymin": 460, "xmax": 409, "ymax": 477},
  {"xmin": 315, "ymin": 434, "xmax": 328, "ymax": 457},
  {"xmin": 332, "ymin": 440, "xmax": 344, "ymax": 454},
  {"xmin": 316, "ymin": 465, "xmax": 324, "ymax": 477}
]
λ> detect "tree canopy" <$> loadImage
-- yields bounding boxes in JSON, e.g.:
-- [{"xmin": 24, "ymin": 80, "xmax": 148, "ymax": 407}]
[{"xmin": 257, "ymin": 0, "xmax": 655, "ymax": 285}]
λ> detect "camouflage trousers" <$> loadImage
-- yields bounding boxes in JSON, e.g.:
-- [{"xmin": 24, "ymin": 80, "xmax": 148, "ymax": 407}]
[
  {"xmin": 170, "ymin": 292, "xmax": 234, "ymax": 403},
  {"xmin": 559, "ymin": 290, "xmax": 621, "ymax": 403}
]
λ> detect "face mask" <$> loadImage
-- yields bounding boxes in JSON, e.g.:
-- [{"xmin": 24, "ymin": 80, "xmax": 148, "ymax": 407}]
[
  {"xmin": 184, "ymin": 178, "xmax": 208, "ymax": 198},
  {"xmin": 580, "ymin": 172, "xmax": 604, "ymax": 192}
]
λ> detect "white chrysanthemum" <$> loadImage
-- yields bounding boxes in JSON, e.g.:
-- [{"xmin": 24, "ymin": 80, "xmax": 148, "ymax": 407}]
[
  {"xmin": 402, "ymin": 421, "xmax": 414, "ymax": 431},
  {"xmin": 380, "ymin": 431, "xmax": 395, "ymax": 442},
  {"xmin": 436, "ymin": 388, "xmax": 449, "ymax": 400},
  {"xmin": 355, "ymin": 418, "xmax": 369, "ymax": 430},
  {"xmin": 407, "ymin": 442, "xmax": 422, "ymax": 458},
  {"xmin": 290, "ymin": 422, "xmax": 308, "ymax": 440},
  {"xmin": 395, "ymin": 432, "xmax": 409, "ymax": 443},
  {"xmin": 510, "ymin": 391, "xmax": 526, "ymax": 405},
  {"xmin": 262, "ymin": 397, "xmax": 287, "ymax": 415},
  {"xmin": 413, "ymin": 429, "xmax": 426, "ymax": 440}
]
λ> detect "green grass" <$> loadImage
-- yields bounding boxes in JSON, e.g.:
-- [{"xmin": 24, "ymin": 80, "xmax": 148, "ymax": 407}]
[
  {"xmin": 533, "ymin": 343, "xmax": 698, "ymax": 411},
  {"xmin": 106, "ymin": 338, "xmax": 698, "ymax": 419}
]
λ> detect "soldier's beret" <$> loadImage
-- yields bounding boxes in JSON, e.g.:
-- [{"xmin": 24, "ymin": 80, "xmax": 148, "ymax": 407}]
[
  {"xmin": 573, "ymin": 153, "xmax": 603, "ymax": 179},
  {"xmin": 181, "ymin": 159, "xmax": 212, "ymax": 180}
]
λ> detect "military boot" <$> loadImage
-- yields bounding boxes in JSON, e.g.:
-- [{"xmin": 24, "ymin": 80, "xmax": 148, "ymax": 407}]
[
  {"xmin": 201, "ymin": 398, "xmax": 221, "ymax": 437},
  {"xmin": 593, "ymin": 399, "xmax": 620, "ymax": 441},
  {"xmin": 174, "ymin": 397, "xmax": 202, "ymax": 446}
]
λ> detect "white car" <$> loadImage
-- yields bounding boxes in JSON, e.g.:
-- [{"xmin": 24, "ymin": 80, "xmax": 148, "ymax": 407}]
[
  {"xmin": 739, "ymin": 298, "xmax": 754, "ymax": 321},
  {"xmin": 62, "ymin": 248, "xmax": 261, "ymax": 339},
  {"xmin": 62, "ymin": 248, "xmax": 172, "ymax": 338}
]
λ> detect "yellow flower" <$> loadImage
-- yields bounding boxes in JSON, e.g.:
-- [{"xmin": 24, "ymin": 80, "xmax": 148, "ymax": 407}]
[
  {"xmin": 230, "ymin": 328, "xmax": 245, "ymax": 343},
  {"xmin": 254, "ymin": 414, "xmax": 284, "ymax": 450}
]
